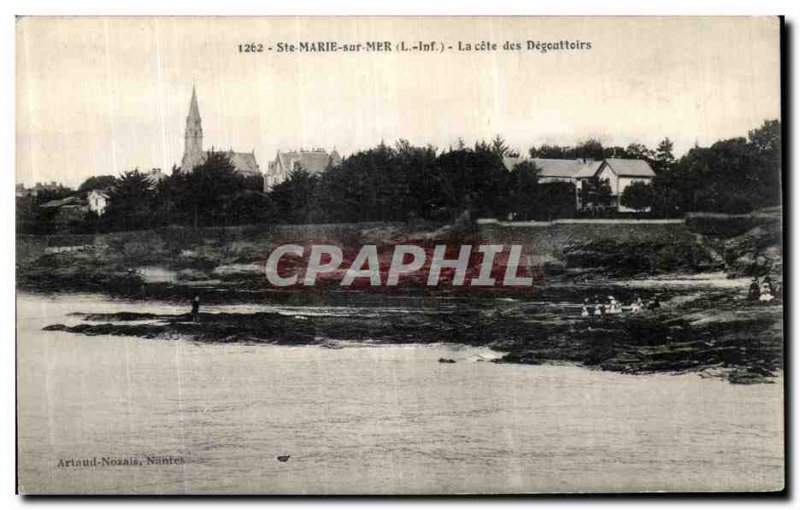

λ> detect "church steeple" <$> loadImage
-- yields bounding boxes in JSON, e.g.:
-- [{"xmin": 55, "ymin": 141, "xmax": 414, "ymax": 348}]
[
  {"xmin": 180, "ymin": 85, "xmax": 204, "ymax": 173},
  {"xmin": 188, "ymin": 85, "xmax": 200, "ymax": 123}
]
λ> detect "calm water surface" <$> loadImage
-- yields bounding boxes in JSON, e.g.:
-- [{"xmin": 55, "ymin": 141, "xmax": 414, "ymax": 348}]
[{"xmin": 17, "ymin": 293, "xmax": 784, "ymax": 494}]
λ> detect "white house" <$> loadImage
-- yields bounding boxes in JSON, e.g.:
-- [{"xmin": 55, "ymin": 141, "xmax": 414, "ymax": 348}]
[
  {"xmin": 594, "ymin": 158, "xmax": 656, "ymax": 212},
  {"xmin": 502, "ymin": 156, "xmax": 656, "ymax": 212},
  {"xmin": 87, "ymin": 189, "xmax": 109, "ymax": 216}
]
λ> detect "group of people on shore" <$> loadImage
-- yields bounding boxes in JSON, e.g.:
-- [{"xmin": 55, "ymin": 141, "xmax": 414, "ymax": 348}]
[
  {"xmin": 749, "ymin": 276, "xmax": 779, "ymax": 303},
  {"xmin": 580, "ymin": 295, "xmax": 660, "ymax": 318}
]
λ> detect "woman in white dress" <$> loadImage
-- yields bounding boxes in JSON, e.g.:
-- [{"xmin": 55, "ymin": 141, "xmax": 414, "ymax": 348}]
[
  {"xmin": 760, "ymin": 281, "xmax": 775, "ymax": 302},
  {"xmin": 607, "ymin": 296, "xmax": 622, "ymax": 314}
]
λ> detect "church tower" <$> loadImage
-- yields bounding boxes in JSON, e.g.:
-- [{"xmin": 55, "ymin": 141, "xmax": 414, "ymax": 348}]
[{"xmin": 180, "ymin": 86, "xmax": 204, "ymax": 173}]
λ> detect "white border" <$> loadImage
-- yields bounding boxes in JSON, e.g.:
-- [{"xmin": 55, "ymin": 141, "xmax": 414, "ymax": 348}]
[{"xmin": 3, "ymin": 1, "xmax": 797, "ymax": 508}]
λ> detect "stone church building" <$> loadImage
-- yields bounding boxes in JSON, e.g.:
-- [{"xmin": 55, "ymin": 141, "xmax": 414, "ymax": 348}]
[{"xmin": 178, "ymin": 86, "xmax": 260, "ymax": 177}]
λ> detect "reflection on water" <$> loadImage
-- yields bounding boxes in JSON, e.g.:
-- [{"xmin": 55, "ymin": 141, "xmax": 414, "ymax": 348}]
[{"xmin": 17, "ymin": 293, "xmax": 783, "ymax": 494}]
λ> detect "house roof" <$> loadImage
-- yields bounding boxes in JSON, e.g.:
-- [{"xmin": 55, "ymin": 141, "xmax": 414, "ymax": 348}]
[
  {"xmin": 502, "ymin": 157, "xmax": 602, "ymax": 179},
  {"xmin": 41, "ymin": 196, "xmax": 84, "ymax": 209},
  {"xmin": 603, "ymin": 158, "xmax": 656, "ymax": 177},
  {"xmin": 503, "ymin": 157, "xmax": 655, "ymax": 179},
  {"xmin": 227, "ymin": 151, "xmax": 260, "ymax": 176},
  {"xmin": 502, "ymin": 156, "xmax": 526, "ymax": 171},
  {"xmin": 203, "ymin": 150, "xmax": 261, "ymax": 177},
  {"xmin": 277, "ymin": 150, "xmax": 342, "ymax": 175},
  {"xmin": 574, "ymin": 160, "xmax": 604, "ymax": 178}
]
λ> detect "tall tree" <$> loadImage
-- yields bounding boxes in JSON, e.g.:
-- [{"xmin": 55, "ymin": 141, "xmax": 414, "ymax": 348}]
[
  {"xmin": 654, "ymin": 138, "xmax": 676, "ymax": 174},
  {"xmin": 174, "ymin": 151, "xmax": 250, "ymax": 227},
  {"xmin": 580, "ymin": 176, "xmax": 613, "ymax": 212},
  {"xmin": 573, "ymin": 139, "xmax": 605, "ymax": 160},
  {"xmin": 508, "ymin": 160, "xmax": 541, "ymax": 220},
  {"xmin": 624, "ymin": 143, "xmax": 653, "ymax": 161},
  {"xmin": 271, "ymin": 167, "xmax": 320, "ymax": 224},
  {"xmin": 529, "ymin": 144, "xmax": 567, "ymax": 159},
  {"xmin": 77, "ymin": 175, "xmax": 117, "ymax": 194},
  {"xmin": 395, "ymin": 140, "xmax": 442, "ymax": 221},
  {"xmin": 748, "ymin": 119, "xmax": 781, "ymax": 207},
  {"xmin": 104, "ymin": 170, "xmax": 156, "ymax": 230},
  {"xmin": 435, "ymin": 147, "xmax": 510, "ymax": 220},
  {"xmin": 537, "ymin": 182, "xmax": 577, "ymax": 220},
  {"xmin": 490, "ymin": 135, "xmax": 510, "ymax": 157}
]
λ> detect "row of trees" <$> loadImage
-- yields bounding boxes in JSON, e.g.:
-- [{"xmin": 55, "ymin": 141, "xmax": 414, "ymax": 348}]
[
  {"xmin": 17, "ymin": 152, "xmax": 269, "ymax": 234},
  {"xmin": 652, "ymin": 120, "xmax": 781, "ymax": 214},
  {"xmin": 540, "ymin": 120, "xmax": 780, "ymax": 215},
  {"xmin": 96, "ymin": 153, "xmax": 268, "ymax": 231},
  {"xmin": 18, "ymin": 119, "xmax": 781, "ymax": 233},
  {"xmin": 270, "ymin": 119, "xmax": 780, "ymax": 222}
]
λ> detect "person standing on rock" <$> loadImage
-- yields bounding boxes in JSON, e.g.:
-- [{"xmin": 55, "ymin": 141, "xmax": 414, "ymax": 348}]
[
  {"xmin": 191, "ymin": 295, "xmax": 200, "ymax": 322},
  {"xmin": 749, "ymin": 278, "xmax": 761, "ymax": 301}
]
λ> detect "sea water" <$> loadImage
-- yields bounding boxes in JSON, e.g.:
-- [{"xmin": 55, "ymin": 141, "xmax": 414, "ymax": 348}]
[{"xmin": 16, "ymin": 293, "xmax": 783, "ymax": 494}]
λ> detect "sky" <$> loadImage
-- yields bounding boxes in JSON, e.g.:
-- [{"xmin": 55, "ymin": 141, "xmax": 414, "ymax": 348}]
[{"xmin": 16, "ymin": 16, "xmax": 781, "ymax": 187}]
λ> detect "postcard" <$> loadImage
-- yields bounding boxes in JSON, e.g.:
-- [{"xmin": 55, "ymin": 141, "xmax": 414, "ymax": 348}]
[{"xmin": 16, "ymin": 16, "xmax": 784, "ymax": 494}]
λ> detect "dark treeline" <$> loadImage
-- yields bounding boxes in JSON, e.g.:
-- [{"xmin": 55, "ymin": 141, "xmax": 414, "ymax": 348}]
[
  {"xmin": 266, "ymin": 119, "xmax": 781, "ymax": 223},
  {"xmin": 18, "ymin": 152, "xmax": 270, "ymax": 234},
  {"xmin": 17, "ymin": 120, "xmax": 781, "ymax": 234}
]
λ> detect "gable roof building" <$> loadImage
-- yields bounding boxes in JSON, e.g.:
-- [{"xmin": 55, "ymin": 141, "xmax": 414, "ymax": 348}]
[
  {"xmin": 227, "ymin": 151, "xmax": 260, "ymax": 176},
  {"xmin": 40, "ymin": 196, "xmax": 85, "ymax": 210},
  {"xmin": 600, "ymin": 158, "xmax": 657, "ymax": 178},
  {"xmin": 264, "ymin": 149, "xmax": 342, "ymax": 190},
  {"xmin": 594, "ymin": 158, "xmax": 656, "ymax": 212},
  {"xmin": 87, "ymin": 189, "xmax": 110, "ymax": 216},
  {"xmin": 502, "ymin": 156, "xmax": 656, "ymax": 213},
  {"xmin": 502, "ymin": 157, "xmax": 603, "ymax": 181}
]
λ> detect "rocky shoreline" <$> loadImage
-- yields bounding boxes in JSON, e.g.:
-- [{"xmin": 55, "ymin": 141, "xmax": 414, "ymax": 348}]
[
  {"xmin": 40, "ymin": 281, "xmax": 782, "ymax": 384},
  {"xmin": 21, "ymin": 211, "xmax": 783, "ymax": 384}
]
